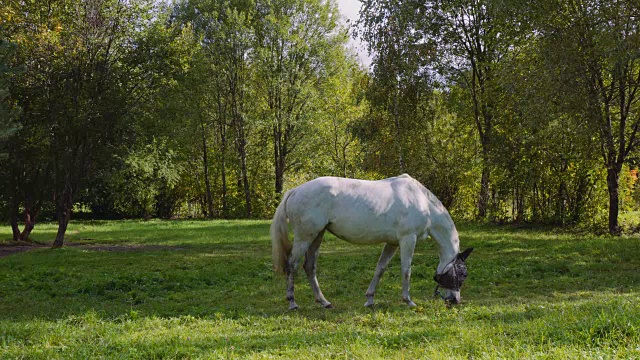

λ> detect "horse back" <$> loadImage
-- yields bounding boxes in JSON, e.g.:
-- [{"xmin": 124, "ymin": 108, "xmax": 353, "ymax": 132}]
[{"xmin": 287, "ymin": 176, "xmax": 433, "ymax": 244}]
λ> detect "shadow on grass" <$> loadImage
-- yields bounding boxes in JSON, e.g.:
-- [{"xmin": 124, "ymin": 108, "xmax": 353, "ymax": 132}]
[
  {"xmin": 2, "ymin": 219, "xmax": 270, "ymax": 245},
  {"xmin": 0, "ymin": 221, "xmax": 639, "ymax": 323}
]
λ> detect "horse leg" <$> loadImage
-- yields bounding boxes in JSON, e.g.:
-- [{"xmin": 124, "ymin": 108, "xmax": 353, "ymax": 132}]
[
  {"xmin": 399, "ymin": 234, "xmax": 418, "ymax": 307},
  {"xmin": 286, "ymin": 240, "xmax": 312, "ymax": 310},
  {"xmin": 364, "ymin": 243, "xmax": 398, "ymax": 307},
  {"xmin": 303, "ymin": 230, "xmax": 332, "ymax": 308}
]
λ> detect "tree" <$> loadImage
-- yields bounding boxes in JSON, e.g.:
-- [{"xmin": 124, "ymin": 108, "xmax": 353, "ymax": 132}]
[
  {"xmin": 254, "ymin": 0, "xmax": 348, "ymax": 195},
  {"xmin": 219, "ymin": 7, "xmax": 254, "ymax": 217},
  {"xmin": 1, "ymin": 2, "xmax": 56, "ymax": 241},
  {"xmin": 110, "ymin": 139, "xmax": 181, "ymax": 218},
  {"xmin": 173, "ymin": 0, "xmax": 257, "ymax": 218},
  {"xmin": 0, "ymin": 36, "xmax": 20, "ymax": 150},
  {"xmin": 0, "ymin": 32, "xmax": 31, "ymax": 241},
  {"xmin": 544, "ymin": 0, "xmax": 640, "ymax": 234},
  {"xmin": 5, "ymin": 0, "xmax": 169, "ymax": 246},
  {"xmin": 357, "ymin": 0, "xmax": 430, "ymax": 175},
  {"xmin": 318, "ymin": 61, "xmax": 368, "ymax": 178},
  {"xmin": 361, "ymin": 0, "xmax": 540, "ymax": 218}
]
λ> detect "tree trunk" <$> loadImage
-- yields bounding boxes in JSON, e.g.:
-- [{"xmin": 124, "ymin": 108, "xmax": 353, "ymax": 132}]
[
  {"xmin": 216, "ymin": 93, "xmax": 228, "ymax": 218},
  {"xmin": 392, "ymin": 84, "xmax": 405, "ymax": 173},
  {"xmin": 274, "ymin": 125, "xmax": 285, "ymax": 194},
  {"xmin": 201, "ymin": 120, "xmax": 214, "ymax": 218},
  {"xmin": 570, "ymin": 173, "xmax": 591, "ymax": 223},
  {"xmin": 241, "ymin": 153, "xmax": 252, "ymax": 218},
  {"xmin": 558, "ymin": 181, "xmax": 568, "ymax": 225},
  {"xmin": 227, "ymin": 47, "xmax": 251, "ymax": 218},
  {"xmin": 275, "ymin": 164, "xmax": 284, "ymax": 194},
  {"xmin": 515, "ymin": 185, "xmax": 524, "ymax": 223},
  {"xmin": 342, "ymin": 143, "xmax": 348, "ymax": 178},
  {"xmin": 606, "ymin": 168, "xmax": 621, "ymax": 235},
  {"xmin": 237, "ymin": 140, "xmax": 252, "ymax": 218},
  {"xmin": 235, "ymin": 117, "xmax": 252, "ymax": 218},
  {"xmin": 220, "ymin": 135, "xmax": 228, "ymax": 219},
  {"xmin": 275, "ymin": 157, "xmax": 284, "ymax": 195},
  {"xmin": 52, "ymin": 187, "xmax": 72, "ymax": 248},
  {"xmin": 53, "ymin": 206, "xmax": 71, "ymax": 248},
  {"xmin": 471, "ymin": 77, "xmax": 492, "ymax": 220},
  {"xmin": 477, "ymin": 153, "xmax": 490, "ymax": 219},
  {"xmin": 19, "ymin": 207, "xmax": 38, "ymax": 241},
  {"xmin": 9, "ymin": 196, "xmax": 39, "ymax": 242},
  {"xmin": 10, "ymin": 199, "xmax": 20, "ymax": 242}
]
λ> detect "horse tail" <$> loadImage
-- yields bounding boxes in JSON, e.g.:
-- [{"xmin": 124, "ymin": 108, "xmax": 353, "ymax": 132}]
[{"xmin": 271, "ymin": 189, "xmax": 294, "ymax": 274}]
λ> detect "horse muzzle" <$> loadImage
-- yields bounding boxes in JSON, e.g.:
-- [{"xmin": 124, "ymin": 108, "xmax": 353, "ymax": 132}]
[
  {"xmin": 444, "ymin": 293, "xmax": 461, "ymax": 305},
  {"xmin": 434, "ymin": 284, "xmax": 461, "ymax": 305}
]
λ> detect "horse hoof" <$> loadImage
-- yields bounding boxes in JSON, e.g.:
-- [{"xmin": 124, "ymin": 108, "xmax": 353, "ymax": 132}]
[
  {"xmin": 364, "ymin": 301, "xmax": 374, "ymax": 308},
  {"xmin": 406, "ymin": 301, "xmax": 417, "ymax": 308},
  {"xmin": 323, "ymin": 303, "xmax": 334, "ymax": 309},
  {"xmin": 289, "ymin": 304, "xmax": 299, "ymax": 311}
]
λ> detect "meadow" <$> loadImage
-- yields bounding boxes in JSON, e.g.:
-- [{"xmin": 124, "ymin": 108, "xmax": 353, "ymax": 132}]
[{"xmin": 1, "ymin": 220, "xmax": 639, "ymax": 359}]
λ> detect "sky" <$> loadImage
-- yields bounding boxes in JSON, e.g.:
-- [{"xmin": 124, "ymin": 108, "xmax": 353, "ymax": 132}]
[{"xmin": 336, "ymin": 0, "xmax": 372, "ymax": 69}]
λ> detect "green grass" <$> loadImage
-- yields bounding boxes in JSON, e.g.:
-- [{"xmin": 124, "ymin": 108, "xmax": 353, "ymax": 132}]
[{"xmin": 1, "ymin": 220, "xmax": 639, "ymax": 359}]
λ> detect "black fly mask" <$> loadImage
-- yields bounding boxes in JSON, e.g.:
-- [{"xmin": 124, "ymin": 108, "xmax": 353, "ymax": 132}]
[{"xmin": 433, "ymin": 248, "xmax": 473, "ymax": 301}]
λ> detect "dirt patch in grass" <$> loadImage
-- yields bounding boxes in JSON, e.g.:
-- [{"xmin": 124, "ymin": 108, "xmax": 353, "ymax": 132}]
[
  {"xmin": 0, "ymin": 243, "xmax": 46, "ymax": 257},
  {"xmin": 74, "ymin": 244, "xmax": 185, "ymax": 252},
  {"xmin": 0, "ymin": 242, "xmax": 184, "ymax": 257}
]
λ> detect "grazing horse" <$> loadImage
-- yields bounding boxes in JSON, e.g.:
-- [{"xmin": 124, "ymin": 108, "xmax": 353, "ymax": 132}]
[{"xmin": 270, "ymin": 174, "xmax": 473, "ymax": 309}]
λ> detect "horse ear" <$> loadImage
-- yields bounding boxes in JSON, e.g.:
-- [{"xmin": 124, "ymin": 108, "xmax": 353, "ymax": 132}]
[{"xmin": 458, "ymin": 247, "xmax": 474, "ymax": 262}]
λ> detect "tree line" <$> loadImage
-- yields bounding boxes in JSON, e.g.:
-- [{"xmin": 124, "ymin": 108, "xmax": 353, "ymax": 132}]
[
  {"xmin": 356, "ymin": 0, "xmax": 640, "ymax": 234},
  {"xmin": 0, "ymin": 0, "xmax": 639, "ymax": 246}
]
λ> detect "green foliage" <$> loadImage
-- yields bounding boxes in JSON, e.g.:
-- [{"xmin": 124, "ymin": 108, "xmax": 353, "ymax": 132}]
[
  {"xmin": 0, "ymin": 33, "xmax": 22, "ymax": 215},
  {"xmin": 354, "ymin": 0, "xmax": 640, "ymax": 230},
  {"xmin": 1, "ymin": 221, "xmax": 640, "ymax": 357},
  {"xmin": 1, "ymin": 0, "xmax": 179, "ymax": 239},
  {"xmin": 416, "ymin": 93, "xmax": 478, "ymax": 214},
  {"xmin": 0, "ymin": 35, "xmax": 21, "ymax": 158},
  {"xmin": 2, "ymin": 0, "xmax": 640, "ymax": 236},
  {"xmin": 536, "ymin": 0, "xmax": 640, "ymax": 233},
  {"xmin": 158, "ymin": 0, "xmax": 359, "ymax": 217},
  {"xmin": 252, "ymin": 0, "xmax": 350, "ymax": 194},
  {"xmin": 302, "ymin": 56, "xmax": 369, "ymax": 179},
  {"xmin": 110, "ymin": 139, "xmax": 182, "ymax": 219}
]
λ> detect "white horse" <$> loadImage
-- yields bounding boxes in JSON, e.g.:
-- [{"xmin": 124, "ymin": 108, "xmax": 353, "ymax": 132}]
[{"xmin": 270, "ymin": 174, "xmax": 473, "ymax": 310}]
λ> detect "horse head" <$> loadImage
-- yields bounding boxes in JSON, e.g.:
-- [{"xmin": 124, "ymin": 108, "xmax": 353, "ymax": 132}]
[{"xmin": 434, "ymin": 247, "xmax": 473, "ymax": 305}]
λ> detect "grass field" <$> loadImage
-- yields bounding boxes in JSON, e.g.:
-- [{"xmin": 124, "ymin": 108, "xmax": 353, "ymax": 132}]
[{"xmin": 1, "ymin": 220, "xmax": 639, "ymax": 359}]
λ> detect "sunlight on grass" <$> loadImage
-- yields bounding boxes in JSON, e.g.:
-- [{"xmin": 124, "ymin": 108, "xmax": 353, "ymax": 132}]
[{"xmin": 1, "ymin": 220, "xmax": 639, "ymax": 358}]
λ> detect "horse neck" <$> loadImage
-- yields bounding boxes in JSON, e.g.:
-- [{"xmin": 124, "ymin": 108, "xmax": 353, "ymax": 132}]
[
  {"xmin": 431, "ymin": 212, "xmax": 460, "ymax": 274},
  {"xmin": 421, "ymin": 186, "xmax": 460, "ymax": 273}
]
